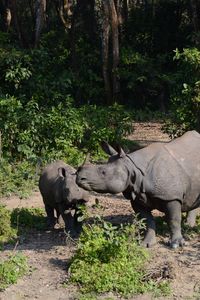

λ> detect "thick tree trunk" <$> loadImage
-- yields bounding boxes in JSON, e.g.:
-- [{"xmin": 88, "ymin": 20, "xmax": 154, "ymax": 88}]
[
  {"xmin": 10, "ymin": 0, "xmax": 26, "ymax": 47},
  {"xmin": 34, "ymin": 0, "xmax": 46, "ymax": 48},
  {"xmin": 102, "ymin": 0, "xmax": 112, "ymax": 105}
]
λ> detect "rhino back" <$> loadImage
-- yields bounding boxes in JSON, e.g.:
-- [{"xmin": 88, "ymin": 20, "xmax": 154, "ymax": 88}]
[
  {"xmin": 144, "ymin": 131, "xmax": 200, "ymax": 209},
  {"xmin": 129, "ymin": 142, "xmax": 165, "ymax": 174}
]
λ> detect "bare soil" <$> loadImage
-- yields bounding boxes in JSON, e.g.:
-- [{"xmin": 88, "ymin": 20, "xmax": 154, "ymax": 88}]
[{"xmin": 1, "ymin": 122, "xmax": 200, "ymax": 300}]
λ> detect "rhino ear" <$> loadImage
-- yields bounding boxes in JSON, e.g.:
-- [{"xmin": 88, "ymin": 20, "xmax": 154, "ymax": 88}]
[
  {"xmin": 101, "ymin": 141, "xmax": 117, "ymax": 156},
  {"xmin": 58, "ymin": 167, "xmax": 68, "ymax": 178},
  {"xmin": 115, "ymin": 145, "xmax": 126, "ymax": 158}
]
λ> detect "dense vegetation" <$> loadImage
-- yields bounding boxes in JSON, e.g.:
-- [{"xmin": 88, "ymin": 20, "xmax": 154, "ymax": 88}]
[{"xmin": 0, "ymin": 1, "xmax": 200, "ymax": 167}]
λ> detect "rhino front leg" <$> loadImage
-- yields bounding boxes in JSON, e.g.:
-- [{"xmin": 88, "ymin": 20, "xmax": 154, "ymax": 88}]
[
  {"xmin": 165, "ymin": 200, "xmax": 184, "ymax": 249},
  {"xmin": 44, "ymin": 204, "xmax": 57, "ymax": 228},
  {"xmin": 131, "ymin": 200, "xmax": 156, "ymax": 247},
  {"xmin": 73, "ymin": 207, "xmax": 84, "ymax": 235},
  {"xmin": 58, "ymin": 203, "xmax": 77, "ymax": 238}
]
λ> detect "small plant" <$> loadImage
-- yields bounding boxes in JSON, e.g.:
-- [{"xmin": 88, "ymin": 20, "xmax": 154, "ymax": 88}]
[
  {"xmin": 0, "ymin": 252, "xmax": 28, "ymax": 290},
  {"xmin": 0, "ymin": 205, "xmax": 17, "ymax": 244},
  {"xmin": 68, "ymin": 218, "xmax": 171, "ymax": 297},
  {"xmin": 11, "ymin": 207, "xmax": 46, "ymax": 231}
]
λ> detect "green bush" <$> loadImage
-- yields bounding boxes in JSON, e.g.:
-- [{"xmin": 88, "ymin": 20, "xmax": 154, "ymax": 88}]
[
  {"xmin": 69, "ymin": 219, "xmax": 170, "ymax": 297},
  {"xmin": 0, "ymin": 159, "xmax": 38, "ymax": 198},
  {"xmin": 0, "ymin": 205, "xmax": 17, "ymax": 244},
  {"xmin": 0, "ymin": 253, "xmax": 28, "ymax": 290},
  {"xmin": 0, "ymin": 98, "xmax": 133, "ymax": 164},
  {"xmin": 164, "ymin": 48, "xmax": 200, "ymax": 137}
]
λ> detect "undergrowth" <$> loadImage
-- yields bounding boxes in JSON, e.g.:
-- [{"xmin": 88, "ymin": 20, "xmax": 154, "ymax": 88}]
[
  {"xmin": 0, "ymin": 205, "xmax": 46, "ymax": 246},
  {"xmin": 0, "ymin": 159, "xmax": 39, "ymax": 198},
  {"xmin": 69, "ymin": 218, "xmax": 171, "ymax": 298},
  {"xmin": 0, "ymin": 205, "xmax": 17, "ymax": 244},
  {"xmin": 0, "ymin": 252, "xmax": 28, "ymax": 290}
]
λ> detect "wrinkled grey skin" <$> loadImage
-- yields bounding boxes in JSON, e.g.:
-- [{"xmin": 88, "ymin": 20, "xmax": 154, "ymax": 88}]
[
  {"xmin": 76, "ymin": 131, "xmax": 200, "ymax": 248},
  {"xmin": 39, "ymin": 160, "xmax": 89, "ymax": 236}
]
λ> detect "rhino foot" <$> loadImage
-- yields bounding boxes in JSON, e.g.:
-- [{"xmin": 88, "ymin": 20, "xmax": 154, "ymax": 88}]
[
  {"xmin": 169, "ymin": 237, "xmax": 185, "ymax": 249},
  {"xmin": 46, "ymin": 217, "xmax": 58, "ymax": 229},
  {"xmin": 141, "ymin": 230, "xmax": 157, "ymax": 248}
]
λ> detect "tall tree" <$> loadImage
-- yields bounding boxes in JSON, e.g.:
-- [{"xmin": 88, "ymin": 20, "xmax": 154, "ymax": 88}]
[
  {"xmin": 101, "ymin": 0, "xmax": 120, "ymax": 104},
  {"xmin": 0, "ymin": 0, "xmax": 12, "ymax": 31},
  {"xmin": 190, "ymin": 0, "xmax": 200, "ymax": 47},
  {"xmin": 55, "ymin": 0, "xmax": 73, "ymax": 29},
  {"xmin": 109, "ymin": 0, "xmax": 120, "ymax": 102},
  {"xmin": 102, "ymin": 0, "xmax": 112, "ymax": 104},
  {"xmin": 34, "ymin": 0, "xmax": 46, "ymax": 48}
]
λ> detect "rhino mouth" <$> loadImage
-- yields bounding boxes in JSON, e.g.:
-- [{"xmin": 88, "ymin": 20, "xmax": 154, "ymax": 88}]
[{"xmin": 76, "ymin": 178, "xmax": 93, "ymax": 191}]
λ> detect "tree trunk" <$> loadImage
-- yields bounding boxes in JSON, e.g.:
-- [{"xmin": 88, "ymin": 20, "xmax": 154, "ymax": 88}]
[
  {"xmin": 102, "ymin": 0, "xmax": 112, "ymax": 105},
  {"xmin": 34, "ymin": 0, "xmax": 46, "ymax": 48},
  {"xmin": 55, "ymin": 0, "xmax": 72, "ymax": 29},
  {"xmin": 190, "ymin": 0, "xmax": 200, "ymax": 46},
  {"xmin": 10, "ymin": 0, "xmax": 27, "ymax": 47},
  {"xmin": 0, "ymin": 0, "xmax": 12, "ymax": 31},
  {"xmin": 108, "ymin": 0, "xmax": 120, "ymax": 102}
]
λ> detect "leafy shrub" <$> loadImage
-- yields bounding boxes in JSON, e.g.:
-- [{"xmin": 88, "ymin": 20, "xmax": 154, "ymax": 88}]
[
  {"xmin": 164, "ymin": 48, "xmax": 200, "ymax": 136},
  {"xmin": 0, "ymin": 159, "xmax": 38, "ymax": 198},
  {"xmin": 69, "ymin": 219, "xmax": 170, "ymax": 297},
  {"xmin": 0, "ymin": 205, "xmax": 17, "ymax": 244},
  {"xmin": 0, "ymin": 98, "xmax": 133, "ymax": 164},
  {"xmin": 0, "ymin": 253, "xmax": 28, "ymax": 290},
  {"xmin": 80, "ymin": 104, "xmax": 133, "ymax": 154}
]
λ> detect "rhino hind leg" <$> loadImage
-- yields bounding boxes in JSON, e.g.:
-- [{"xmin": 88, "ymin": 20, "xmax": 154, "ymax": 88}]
[
  {"xmin": 131, "ymin": 200, "xmax": 156, "ymax": 247},
  {"xmin": 165, "ymin": 200, "xmax": 184, "ymax": 249},
  {"xmin": 185, "ymin": 208, "xmax": 199, "ymax": 227}
]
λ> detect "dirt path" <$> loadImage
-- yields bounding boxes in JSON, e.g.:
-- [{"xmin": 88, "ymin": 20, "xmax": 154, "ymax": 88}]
[{"xmin": 1, "ymin": 122, "xmax": 200, "ymax": 300}]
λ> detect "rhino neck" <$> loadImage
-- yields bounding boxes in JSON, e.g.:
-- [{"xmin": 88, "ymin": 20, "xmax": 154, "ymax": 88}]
[
  {"xmin": 124, "ymin": 155, "xmax": 144, "ymax": 196},
  {"xmin": 126, "ymin": 154, "xmax": 145, "ymax": 176}
]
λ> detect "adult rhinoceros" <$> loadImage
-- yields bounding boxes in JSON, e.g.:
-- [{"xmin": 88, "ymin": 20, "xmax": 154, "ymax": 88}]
[{"xmin": 76, "ymin": 130, "xmax": 200, "ymax": 248}]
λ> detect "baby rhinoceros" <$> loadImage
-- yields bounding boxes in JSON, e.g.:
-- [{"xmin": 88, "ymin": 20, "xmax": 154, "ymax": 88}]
[{"xmin": 39, "ymin": 160, "xmax": 89, "ymax": 236}]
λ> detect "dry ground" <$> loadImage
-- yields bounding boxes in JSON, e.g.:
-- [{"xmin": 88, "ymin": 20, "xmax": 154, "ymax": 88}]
[{"xmin": 1, "ymin": 122, "xmax": 200, "ymax": 300}]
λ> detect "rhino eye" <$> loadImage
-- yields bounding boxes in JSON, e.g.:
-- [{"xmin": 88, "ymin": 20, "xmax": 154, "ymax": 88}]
[{"xmin": 101, "ymin": 170, "xmax": 106, "ymax": 176}]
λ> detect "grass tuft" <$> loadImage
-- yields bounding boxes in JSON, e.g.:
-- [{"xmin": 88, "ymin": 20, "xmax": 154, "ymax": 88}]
[{"xmin": 0, "ymin": 252, "xmax": 28, "ymax": 290}]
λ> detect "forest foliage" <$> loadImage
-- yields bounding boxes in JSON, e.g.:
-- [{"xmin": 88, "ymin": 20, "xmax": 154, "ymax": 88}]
[{"xmin": 0, "ymin": 0, "xmax": 200, "ymax": 167}]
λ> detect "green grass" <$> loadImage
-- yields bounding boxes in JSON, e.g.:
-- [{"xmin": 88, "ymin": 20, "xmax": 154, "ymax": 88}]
[
  {"xmin": 69, "ymin": 218, "xmax": 171, "ymax": 298},
  {"xmin": 0, "ymin": 252, "xmax": 28, "ymax": 290}
]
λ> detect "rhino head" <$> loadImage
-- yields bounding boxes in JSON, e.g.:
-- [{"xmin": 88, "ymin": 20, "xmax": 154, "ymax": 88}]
[
  {"xmin": 58, "ymin": 167, "xmax": 88, "ymax": 206},
  {"xmin": 76, "ymin": 142, "xmax": 133, "ymax": 194}
]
